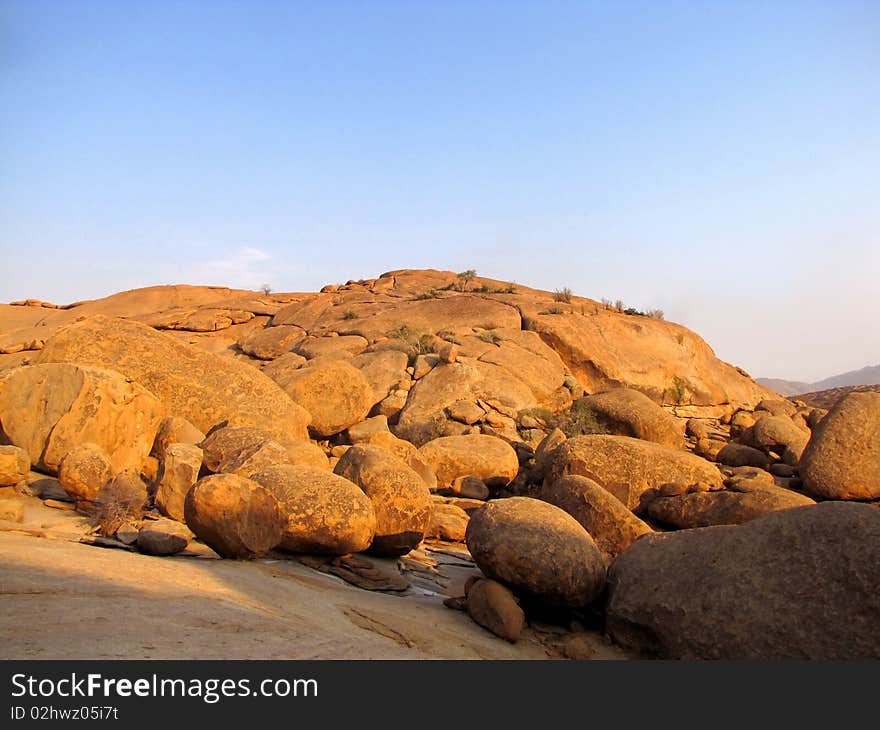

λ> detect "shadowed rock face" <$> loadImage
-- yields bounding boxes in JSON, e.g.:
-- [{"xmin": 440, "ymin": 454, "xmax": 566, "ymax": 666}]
[
  {"xmin": 606, "ymin": 502, "xmax": 880, "ymax": 659},
  {"xmin": 35, "ymin": 316, "xmax": 310, "ymax": 443},
  {"xmin": 465, "ymin": 497, "xmax": 606, "ymax": 608},
  {"xmin": 644, "ymin": 485, "xmax": 815, "ymax": 529}
]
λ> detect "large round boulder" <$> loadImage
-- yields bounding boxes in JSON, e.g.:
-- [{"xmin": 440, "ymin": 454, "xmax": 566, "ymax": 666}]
[
  {"xmin": 57, "ymin": 443, "xmax": 113, "ymax": 508},
  {"xmin": 333, "ymin": 445, "xmax": 432, "ymax": 556},
  {"xmin": 275, "ymin": 360, "xmax": 373, "ymax": 437},
  {"xmin": 465, "ymin": 497, "xmax": 606, "ymax": 607},
  {"xmin": 365, "ymin": 431, "xmax": 437, "ymax": 489},
  {"xmin": 419, "ymin": 434, "xmax": 519, "ymax": 489},
  {"xmin": 201, "ymin": 425, "xmax": 327, "ymax": 474},
  {"xmin": 606, "ymin": 502, "xmax": 880, "ymax": 658},
  {"xmin": 540, "ymin": 475, "xmax": 652, "ymax": 563},
  {"xmin": 184, "ymin": 474, "xmax": 285, "ymax": 559},
  {"xmin": 577, "ymin": 389, "xmax": 685, "ymax": 448},
  {"xmin": 800, "ymin": 391, "xmax": 880, "ymax": 500},
  {"xmin": 0, "ymin": 363, "xmax": 164, "ymax": 475},
  {"xmin": 251, "ymin": 464, "xmax": 376, "ymax": 555},
  {"xmin": 749, "ymin": 414, "xmax": 810, "ymax": 458},
  {"xmin": 546, "ymin": 435, "xmax": 723, "ymax": 510}
]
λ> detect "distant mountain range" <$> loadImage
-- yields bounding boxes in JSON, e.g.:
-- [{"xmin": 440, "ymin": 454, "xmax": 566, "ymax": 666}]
[{"xmin": 758, "ymin": 364, "xmax": 880, "ymax": 396}]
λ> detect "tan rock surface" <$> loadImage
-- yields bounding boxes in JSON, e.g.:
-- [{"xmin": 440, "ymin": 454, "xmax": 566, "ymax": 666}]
[
  {"xmin": 36, "ymin": 316, "xmax": 310, "ymax": 443},
  {"xmin": 276, "ymin": 359, "xmax": 373, "ymax": 437},
  {"xmin": 0, "ymin": 363, "xmax": 164, "ymax": 475},
  {"xmin": 251, "ymin": 464, "xmax": 376, "ymax": 555},
  {"xmin": 540, "ymin": 474, "xmax": 652, "ymax": 563},
  {"xmin": 546, "ymin": 435, "xmax": 723, "ymax": 509},
  {"xmin": 419, "ymin": 434, "xmax": 519, "ymax": 489},
  {"xmin": 334, "ymin": 445, "xmax": 432, "ymax": 556},
  {"xmin": 800, "ymin": 391, "xmax": 880, "ymax": 500},
  {"xmin": 184, "ymin": 474, "xmax": 285, "ymax": 559}
]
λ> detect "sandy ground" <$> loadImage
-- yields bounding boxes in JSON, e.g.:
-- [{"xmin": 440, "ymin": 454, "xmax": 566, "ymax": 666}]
[{"xmin": 0, "ymin": 493, "xmax": 628, "ymax": 660}]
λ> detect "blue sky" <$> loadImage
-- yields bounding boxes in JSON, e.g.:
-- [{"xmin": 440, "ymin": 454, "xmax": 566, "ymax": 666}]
[{"xmin": 1, "ymin": 0, "xmax": 877, "ymax": 381}]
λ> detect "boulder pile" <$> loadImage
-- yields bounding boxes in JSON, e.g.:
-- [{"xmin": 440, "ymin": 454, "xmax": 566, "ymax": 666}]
[{"xmin": 0, "ymin": 270, "xmax": 876, "ymax": 658}]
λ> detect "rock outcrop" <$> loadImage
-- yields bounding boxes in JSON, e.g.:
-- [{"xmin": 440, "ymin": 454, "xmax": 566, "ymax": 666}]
[
  {"xmin": 546, "ymin": 435, "xmax": 723, "ymax": 510},
  {"xmin": 0, "ymin": 363, "xmax": 164, "ymax": 475},
  {"xmin": 36, "ymin": 316, "xmax": 310, "ymax": 443}
]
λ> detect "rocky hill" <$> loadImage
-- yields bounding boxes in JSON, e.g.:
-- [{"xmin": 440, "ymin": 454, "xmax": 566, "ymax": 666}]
[
  {"xmin": 1, "ymin": 268, "xmax": 878, "ymax": 660},
  {"xmin": 795, "ymin": 384, "xmax": 880, "ymax": 410},
  {"xmin": 0, "ymin": 269, "xmax": 773, "ymax": 421},
  {"xmin": 758, "ymin": 364, "xmax": 880, "ymax": 397}
]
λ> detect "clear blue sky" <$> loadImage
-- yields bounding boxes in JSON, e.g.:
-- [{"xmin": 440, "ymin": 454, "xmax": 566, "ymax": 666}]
[{"xmin": 1, "ymin": 0, "xmax": 877, "ymax": 381}]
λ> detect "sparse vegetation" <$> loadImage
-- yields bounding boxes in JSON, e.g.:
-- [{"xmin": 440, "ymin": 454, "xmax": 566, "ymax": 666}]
[
  {"xmin": 559, "ymin": 400, "xmax": 605, "ymax": 437},
  {"xmin": 342, "ymin": 309, "xmax": 359, "ymax": 320},
  {"xmin": 455, "ymin": 269, "xmax": 477, "ymax": 292},
  {"xmin": 472, "ymin": 284, "xmax": 492, "ymax": 293},
  {"xmin": 494, "ymin": 283, "xmax": 517, "ymax": 294},
  {"xmin": 414, "ymin": 334, "xmax": 436, "ymax": 355},
  {"xmin": 437, "ymin": 330, "xmax": 463, "ymax": 345},
  {"xmin": 386, "ymin": 324, "xmax": 435, "ymax": 357},
  {"xmin": 90, "ymin": 481, "xmax": 144, "ymax": 537},
  {"xmin": 601, "ymin": 299, "xmax": 666, "ymax": 319},
  {"xmin": 665, "ymin": 376, "xmax": 688, "ymax": 405},
  {"xmin": 518, "ymin": 401, "xmax": 607, "ymax": 437},
  {"xmin": 476, "ymin": 330, "xmax": 502, "ymax": 345},
  {"xmin": 554, "ymin": 287, "xmax": 573, "ymax": 303},
  {"xmin": 539, "ymin": 305, "xmax": 566, "ymax": 315},
  {"xmin": 260, "ymin": 283, "xmax": 272, "ymax": 295},
  {"xmin": 415, "ymin": 289, "xmax": 442, "ymax": 300}
]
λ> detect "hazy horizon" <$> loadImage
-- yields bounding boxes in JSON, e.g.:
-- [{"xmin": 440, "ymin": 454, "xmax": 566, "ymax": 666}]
[{"xmin": 2, "ymin": 1, "xmax": 878, "ymax": 383}]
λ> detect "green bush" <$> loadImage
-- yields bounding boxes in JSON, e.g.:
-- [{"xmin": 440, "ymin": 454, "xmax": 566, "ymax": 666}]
[
  {"xmin": 558, "ymin": 400, "xmax": 606, "ymax": 437},
  {"xmin": 665, "ymin": 376, "xmax": 688, "ymax": 405},
  {"xmin": 455, "ymin": 269, "xmax": 477, "ymax": 292}
]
